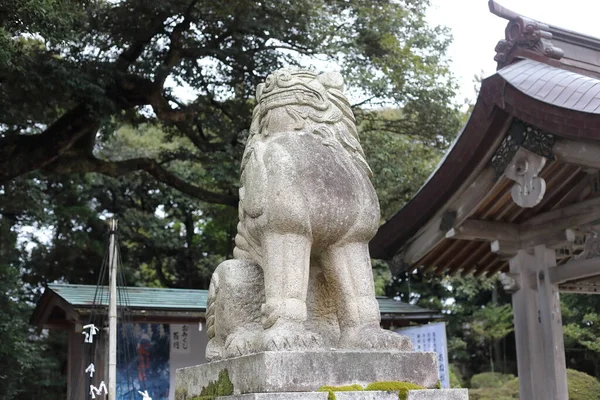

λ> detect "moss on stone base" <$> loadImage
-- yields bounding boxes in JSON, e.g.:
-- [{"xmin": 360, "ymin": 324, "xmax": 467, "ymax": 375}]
[
  {"xmin": 175, "ymin": 388, "xmax": 188, "ymax": 400},
  {"xmin": 318, "ymin": 384, "xmax": 364, "ymax": 400},
  {"xmin": 365, "ymin": 381, "xmax": 426, "ymax": 400},
  {"xmin": 185, "ymin": 369, "xmax": 234, "ymax": 400},
  {"xmin": 316, "ymin": 381, "xmax": 427, "ymax": 400}
]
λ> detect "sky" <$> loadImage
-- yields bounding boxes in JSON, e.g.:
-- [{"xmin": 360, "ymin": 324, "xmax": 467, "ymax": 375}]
[{"xmin": 427, "ymin": 0, "xmax": 600, "ymax": 104}]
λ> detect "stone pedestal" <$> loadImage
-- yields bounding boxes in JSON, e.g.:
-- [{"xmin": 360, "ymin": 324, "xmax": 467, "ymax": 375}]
[
  {"xmin": 212, "ymin": 389, "xmax": 468, "ymax": 399},
  {"xmin": 176, "ymin": 351, "xmax": 468, "ymax": 399}
]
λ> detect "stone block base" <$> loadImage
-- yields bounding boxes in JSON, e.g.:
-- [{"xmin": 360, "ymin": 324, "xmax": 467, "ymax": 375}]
[
  {"xmin": 176, "ymin": 351, "xmax": 440, "ymax": 396},
  {"xmin": 211, "ymin": 389, "xmax": 468, "ymax": 399}
]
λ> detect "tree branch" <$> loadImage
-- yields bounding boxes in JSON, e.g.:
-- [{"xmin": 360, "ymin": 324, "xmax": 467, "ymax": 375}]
[
  {"xmin": 153, "ymin": 258, "xmax": 178, "ymax": 288},
  {"xmin": 155, "ymin": 0, "xmax": 199, "ymax": 86},
  {"xmin": 0, "ymin": 105, "xmax": 99, "ymax": 183},
  {"xmin": 116, "ymin": 16, "xmax": 167, "ymax": 71},
  {"xmin": 45, "ymin": 155, "xmax": 239, "ymax": 206}
]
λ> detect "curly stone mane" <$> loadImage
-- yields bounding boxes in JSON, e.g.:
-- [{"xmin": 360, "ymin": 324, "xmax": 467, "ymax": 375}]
[{"xmin": 242, "ymin": 69, "xmax": 372, "ymax": 178}]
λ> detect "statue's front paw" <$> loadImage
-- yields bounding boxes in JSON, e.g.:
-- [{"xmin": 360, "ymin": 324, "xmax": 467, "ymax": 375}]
[
  {"xmin": 262, "ymin": 322, "xmax": 323, "ymax": 351},
  {"xmin": 224, "ymin": 329, "xmax": 261, "ymax": 358},
  {"xmin": 340, "ymin": 325, "xmax": 412, "ymax": 351}
]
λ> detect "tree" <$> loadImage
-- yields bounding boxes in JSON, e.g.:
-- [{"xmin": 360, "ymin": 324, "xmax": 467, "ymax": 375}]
[
  {"xmin": 0, "ymin": 213, "xmax": 66, "ymax": 399},
  {"xmin": 562, "ymin": 293, "xmax": 600, "ymax": 379},
  {"xmin": 1, "ymin": 0, "xmax": 459, "ymax": 207},
  {"xmin": 471, "ymin": 303, "xmax": 514, "ymax": 374},
  {"xmin": 1, "ymin": 1, "xmax": 464, "ymax": 397}
]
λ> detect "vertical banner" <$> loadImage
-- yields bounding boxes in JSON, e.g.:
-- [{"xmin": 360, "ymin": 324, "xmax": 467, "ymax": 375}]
[
  {"xmin": 396, "ymin": 322, "xmax": 450, "ymax": 388},
  {"xmin": 170, "ymin": 324, "xmax": 191, "ymax": 354},
  {"xmin": 117, "ymin": 323, "xmax": 171, "ymax": 400}
]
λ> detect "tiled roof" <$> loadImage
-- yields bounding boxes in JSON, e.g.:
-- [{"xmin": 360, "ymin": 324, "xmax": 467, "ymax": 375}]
[
  {"xmin": 46, "ymin": 283, "xmax": 439, "ymax": 316},
  {"xmin": 499, "ymin": 59, "xmax": 600, "ymax": 114}
]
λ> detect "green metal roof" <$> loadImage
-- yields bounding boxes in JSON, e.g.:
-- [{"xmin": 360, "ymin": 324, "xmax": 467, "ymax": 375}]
[
  {"xmin": 47, "ymin": 283, "xmax": 208, "ymax": 311},
  {"xmin": 47, "ymin": 284, "xmax": 439, "ymax": 317}
]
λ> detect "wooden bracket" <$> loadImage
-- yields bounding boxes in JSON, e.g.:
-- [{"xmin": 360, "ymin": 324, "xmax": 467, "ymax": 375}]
[
  {"xmin": 504, "ymin": 147, "xmax": 547, "ymax": 208},
  {"xmin": 499, "ymin": 272, "xmax": 520, "ymax": 293}
]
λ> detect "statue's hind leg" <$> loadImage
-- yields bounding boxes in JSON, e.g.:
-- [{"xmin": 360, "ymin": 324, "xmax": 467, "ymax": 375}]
[{"xmin": 321, "ymin": 242, "xmax": 412, "ymax": 350}]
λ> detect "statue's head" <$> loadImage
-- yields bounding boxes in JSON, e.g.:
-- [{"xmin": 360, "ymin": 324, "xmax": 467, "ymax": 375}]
[{"xmin": 248, "ymin": 68, "xmax": 371, "ymax": 176}]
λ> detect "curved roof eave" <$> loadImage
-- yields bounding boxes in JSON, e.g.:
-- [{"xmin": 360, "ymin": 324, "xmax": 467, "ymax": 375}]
[{"xmin": 370, "ymin": 61, "xmax": 600, "ymax": 261}]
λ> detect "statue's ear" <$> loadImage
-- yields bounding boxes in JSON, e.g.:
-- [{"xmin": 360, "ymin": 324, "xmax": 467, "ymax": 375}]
[
  {"xmin": 256, "ymin": 83, "xmax": 265, "ymax": 101},
  {"xmin": 318, "ymin": 71, "xmax": 344, "ymax": 91}
]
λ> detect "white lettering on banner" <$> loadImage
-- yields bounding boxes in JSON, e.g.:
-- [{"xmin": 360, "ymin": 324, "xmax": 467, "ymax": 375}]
[
  {"xmin": 82, "ymin": 324, "xmax": 100, "ymax": 344},
  {"xmin": 89, "ymin": 381, "xmax": 107, "ymax": 399},
  {"xmin": 85, "ymin": 363, "xmax": 95, "ymax": 377},
  {"xmin": 171, "ymin": 324, "xmax": 191, "ymax": 354},
  {"xmin": 397, "ymin": 322, "xmax": 450, "ymax": 389}
]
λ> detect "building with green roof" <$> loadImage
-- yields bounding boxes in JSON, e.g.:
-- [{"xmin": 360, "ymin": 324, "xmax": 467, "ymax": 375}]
[{"xmin": 31, "ymin": 283, "xmax": 442, "ymax": 400}]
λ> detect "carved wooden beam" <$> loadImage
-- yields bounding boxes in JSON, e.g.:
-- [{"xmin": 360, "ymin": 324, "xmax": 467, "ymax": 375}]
[
  {"xmin": 491, "ymin": 240, "xmax": 522, "ymax": 258},
  {"xmin": 547, "ymin": 256, "xmax": 600, "ymax": 285},
  {"xmin": 521, "ymin": 195, "xmax": 600, "ymax": 234},
  {"xmin": 553, "ymin": 139, "xmax": 600, "ymax": 170},
  {"xmin": 446, "ymin": 219, "xmax": 519, "ymax": 242},
  {"xmin": 402, "ymin": 168, "xmax": 498, "ymax": 265},
  {"xmin": 490, "ymin": 229, "xmax": 576, "ymax": 258}
]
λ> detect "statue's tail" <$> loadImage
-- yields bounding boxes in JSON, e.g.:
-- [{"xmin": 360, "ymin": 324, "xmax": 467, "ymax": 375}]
[
  {"xmin": 232, "ymin": 222, "xmax": 262, "ymax": 264},
  {"xmin": 205, "ymin": 271, "xmax": 221, "ymax": 361}
]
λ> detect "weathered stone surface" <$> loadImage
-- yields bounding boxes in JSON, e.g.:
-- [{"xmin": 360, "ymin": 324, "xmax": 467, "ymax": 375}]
[
  {"xmin": 215, "ymin": 392, "xmax": 396, "ymax": 399},
  {"xmin": 406, "ymin": 389, "xmax": 469, "ymax": 400},
  {"xmin": 216, "ymin": 394, "xmax": 327, "ymax": 400},
  {"xmin": 333, "ymin": 392, "xmax": 398, "ymax": 400},
  {"xmin": 205, "ymin": 68, "xmax": 411, "ymax": 361},
  {"xmin": 211, "ymin": 389, "xmax": 468, "ymax": 399},
  {"xmin": 176, "ymin": 351, "xmax": 440, "ymax": 396}
]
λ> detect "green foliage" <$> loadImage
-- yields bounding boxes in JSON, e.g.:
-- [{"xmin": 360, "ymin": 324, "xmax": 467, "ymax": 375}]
[
  {"xmin": 361, "ymin": 109, "xmax": 450, "ymax": 220},
  {"xmin": 0, "ymin": 215, "xmax": 66, "ymax": 399},
  {"xmin": 449, "ymin": 364, "xmax": 464, "ymax": 389},
  {"xmin": 469, "ymin": 369, "xmax": 600, "ymax": 400},
  {"xmin": 565, "ymin": 369, "xmax": 600, "ymax": 400},
  {"xmin": 1, "ymin": 0, "xmax": 460, "ymax": 198},
  {"xmin": 471, "ymin": 304, "xmax": 514, "ymax": 343},
  {"xmin": 469, "ymin": 372, "xmax": 515, "ymax": 389},
  {"xmin": 468, "ymin": 387, "xmax": 517, "ymax": 400}
]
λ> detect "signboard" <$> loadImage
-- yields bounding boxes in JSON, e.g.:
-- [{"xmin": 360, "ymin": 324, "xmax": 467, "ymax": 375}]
[
  {"xmin": 170, "ymin": 324, "xmax": 191, "ymax": 354},
  {"xmin": 396, "ymin": 322, "xmax": 450, "ymax": 388}
]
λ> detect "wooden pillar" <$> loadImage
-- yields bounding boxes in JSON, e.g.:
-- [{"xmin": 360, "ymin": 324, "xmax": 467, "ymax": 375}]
[
  {"xmin": 509, "ymin": 250, "xmax": 545, "ymax": 400},
  {"xmin": 67, "ymin": 326, "xmax": 86, "ymax": 400},
  {"xmin": 534, "ymin": 245, "xmax": 568, "ymax": 399},
  {"xmin": 509, "ymin": 247, "xmax": 568, "ymax": 400}
]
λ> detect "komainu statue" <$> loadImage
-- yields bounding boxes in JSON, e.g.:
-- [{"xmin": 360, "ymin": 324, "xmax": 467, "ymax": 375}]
[{"xmin": 205, "ymin": 69, "xmax": 411, "ymax": 361}]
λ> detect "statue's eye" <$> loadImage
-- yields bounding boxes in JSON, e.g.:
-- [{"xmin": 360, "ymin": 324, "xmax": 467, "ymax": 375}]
[
  {"xmin": 279, "ymin": 71, "xmax": 291, "ymax": 81},
  {"xmin": 264, "ymin": 75, "xmax": 274, "ymax": 90}
]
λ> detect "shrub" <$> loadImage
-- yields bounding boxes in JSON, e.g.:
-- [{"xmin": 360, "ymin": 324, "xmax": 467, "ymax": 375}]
[
  {"xmin": 469, "ymin": 368, "xmax": 600, "ymax": 400},
  {"xmin": 449, "ymin": 364, "xmax": 464, "ymax": 388},
  {"xmin": 470, "ymin": 372, "xmax": 515, "ymax": 389},
  {"xmin": 567, "ymin": 368, "xmax": 600, "ymax": 400},
  {"xmin": 468, "ymin": 387, "xmax": 517, "ymax": 400}
]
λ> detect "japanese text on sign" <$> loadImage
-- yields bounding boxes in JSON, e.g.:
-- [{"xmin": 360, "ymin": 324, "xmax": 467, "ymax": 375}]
[
  {"xmin": 397, "ymin": 322, "xmax": 450, "ymax": 389},
  {"xmin": 171, "ymin": 324, "xmax": 191, "ymax": 354}
]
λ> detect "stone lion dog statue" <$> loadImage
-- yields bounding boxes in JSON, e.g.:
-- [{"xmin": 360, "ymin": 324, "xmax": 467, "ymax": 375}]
[{"xmin": 205, "ymin": 68, "xmax": 411, "ymax": 361}]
